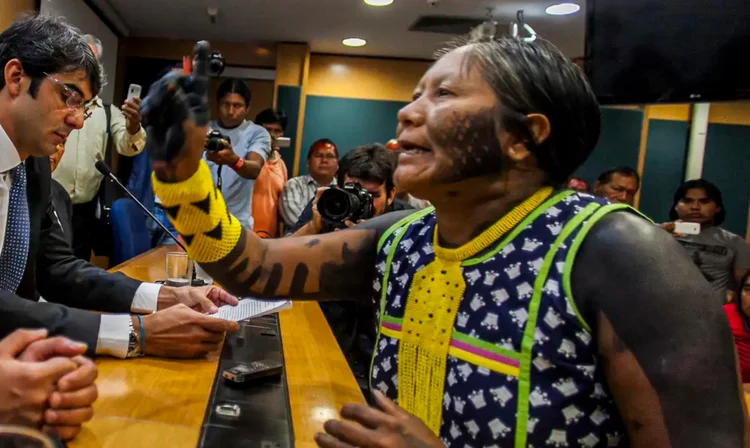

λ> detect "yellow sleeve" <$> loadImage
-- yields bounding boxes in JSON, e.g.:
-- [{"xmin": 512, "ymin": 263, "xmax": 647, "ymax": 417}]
[{"xmin": 151, "ymin": 160, "xmax": 242, "ymax": 263}]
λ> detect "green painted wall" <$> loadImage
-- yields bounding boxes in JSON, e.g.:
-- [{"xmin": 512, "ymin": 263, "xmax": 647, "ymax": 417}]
[
  {"xmin": 702, "ymin": 123, "xmax": 750, "ymax": 236},
  {"xmin": 276, "ymin": 85, "xmax": 302, "ymax": 174},
  {"xmin": 574, "ymin": 108, "xmax": 643, "ymax": 184},
  {"xmin": 639, "ymin": 119, "xmax": 690, "ymax": 222},
  {"xmin": 298, "ymin": 96, "xmax": 407, "ymax": 175}
]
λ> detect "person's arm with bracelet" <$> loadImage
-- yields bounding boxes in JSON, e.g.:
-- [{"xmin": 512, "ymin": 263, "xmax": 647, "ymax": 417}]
[
  {"xmin": 36, "ymin": 200, "xmax": 239, "ymax": 359},
  {"xmin": 206, "ymin": 126, "xmax": 271, "ymax": 180}
]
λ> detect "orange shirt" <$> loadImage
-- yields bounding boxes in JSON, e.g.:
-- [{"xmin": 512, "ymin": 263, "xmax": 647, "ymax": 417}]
[{"xmin": 252, "ymin": 156, "xmax": 288, "ymax": 238}]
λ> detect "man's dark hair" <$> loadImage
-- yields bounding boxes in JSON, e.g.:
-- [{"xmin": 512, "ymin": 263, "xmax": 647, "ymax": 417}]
[
  {"xmin": 439, "ymin": 33, "xmax": 600, "ymax": 184},
  {"xmin": 307, "ymin": 138, "xmax": 338, "ymax": 160},
  {"xmin": 337, "ymin": 144, "xmax": 397, "ymax": 195},
  {"xmin": 669, "ymin": 179, "xmax": 725, "ymax": 226},
  {"xmin": 597, "ymin": 166, "xmax": 641, "ymax": 189},
  {"xmin": 255, "ymin": 108, "xmax": 288, "ymax": 130},
  {"xmin": 216, "ymin": 78, "xmax": 251, "ymax": 106},
  {"xmin": 0, "ymin": 14, "xmax": 103, "ymax": 97}
]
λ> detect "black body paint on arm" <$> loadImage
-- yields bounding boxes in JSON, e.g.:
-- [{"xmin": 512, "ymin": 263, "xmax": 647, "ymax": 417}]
[
  {"xmin": 200, "ymin": 210, "xmax": 417, "ymax": 302},
  {"xmin": 572, "ymin": 211, "xmax": 747, "ymax": 447}
]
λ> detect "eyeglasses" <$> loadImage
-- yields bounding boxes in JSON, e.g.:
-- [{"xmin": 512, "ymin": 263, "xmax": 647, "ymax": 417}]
[
  {"xmin": 312, "ymin": 153, "xmax": 337, "ymax": 160},
  {"xmin": 43, "ymin": 72, "xmax": 94, "ymax": 120}
]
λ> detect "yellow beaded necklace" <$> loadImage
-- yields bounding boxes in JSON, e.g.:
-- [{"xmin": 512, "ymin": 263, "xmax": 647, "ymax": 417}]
[{"xmin": 397, "ymin": 187, "xmax": 553, "ymax": 434}]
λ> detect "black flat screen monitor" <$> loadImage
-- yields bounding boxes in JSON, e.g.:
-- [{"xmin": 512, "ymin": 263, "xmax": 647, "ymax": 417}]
[{"xmin": 585, "ymin": 0, "xmax": 750, "ymax": 104}]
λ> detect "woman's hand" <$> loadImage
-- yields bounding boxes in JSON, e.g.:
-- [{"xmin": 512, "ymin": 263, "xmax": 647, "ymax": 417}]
[{"xmin": 315, "ymin": 391, "xmax": 445, "ymax": 448}]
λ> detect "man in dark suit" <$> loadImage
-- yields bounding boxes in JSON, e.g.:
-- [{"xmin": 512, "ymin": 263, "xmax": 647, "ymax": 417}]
[{"xmin": 0, "ymin": 18, "xmax": 240, "ymax": 358}]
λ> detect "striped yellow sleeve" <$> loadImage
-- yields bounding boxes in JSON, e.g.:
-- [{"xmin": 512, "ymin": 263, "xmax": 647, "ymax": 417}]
[{"xmin": 151, "ymin": 160, "xmax": 242, "ymax": 263}]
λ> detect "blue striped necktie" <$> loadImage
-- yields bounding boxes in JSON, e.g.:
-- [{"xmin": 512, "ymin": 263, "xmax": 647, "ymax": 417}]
[{"xmin": 0, "ymin": 164, "xmax": 30, "ymax": 293}]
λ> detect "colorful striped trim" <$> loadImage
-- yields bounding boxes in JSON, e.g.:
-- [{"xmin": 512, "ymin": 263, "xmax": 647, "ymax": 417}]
[
  {"xmin": 379, "ymin": 318, "xmax": 521, "ymax": 377},
  {"xmin": 562, "ymin": 204, "xmax": 652, "ymax": 333},
  {"xmin": 370, "ymin": 215, "xmax": 424, "ymax": 392},
  {"xmin": 513, "ymin": 202, "xmax": 602, "ymax": 448}
]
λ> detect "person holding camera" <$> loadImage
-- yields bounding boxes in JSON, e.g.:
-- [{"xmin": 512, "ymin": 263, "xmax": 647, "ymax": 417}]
[
  {"xmin": 203, "ymin": 79, "xmax": 271, "ymax": 229},
  {"xmin": 288, "ymin": 144, "xmax": 412, "ymax": 237}
]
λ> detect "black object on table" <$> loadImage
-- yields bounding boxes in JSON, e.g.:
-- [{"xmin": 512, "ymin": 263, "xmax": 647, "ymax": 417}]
[{"xmin": 198, "ymin": 314, "xmax": 293, "ymax": 448}]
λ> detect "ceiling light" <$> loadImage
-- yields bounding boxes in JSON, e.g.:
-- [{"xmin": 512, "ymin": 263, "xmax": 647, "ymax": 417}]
[
  {"xmin": 545, "ymin": 3, "xmax": 580, "ymax": 15},
  {"xmin": 342, "ymin": 38, "xmax": 367, "ymax": 47},
  {"xmin": 364, "ymin": 0, "xmax": 394, "ymax": 6}
]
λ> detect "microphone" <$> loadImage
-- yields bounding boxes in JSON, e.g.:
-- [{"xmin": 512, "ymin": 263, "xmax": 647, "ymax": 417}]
[{"xmin": 95, "ymin": 161, "xmax": 187, "ymax": 253}]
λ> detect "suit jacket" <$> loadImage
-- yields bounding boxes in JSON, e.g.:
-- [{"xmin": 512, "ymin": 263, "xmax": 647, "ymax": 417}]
[
  {"xmin": 50, "ymin": 179, "xmax": 73, "ymax": 245},
  {"xmin": 0, "ymin": 156, "xmax": 141, "ymax": 355}
]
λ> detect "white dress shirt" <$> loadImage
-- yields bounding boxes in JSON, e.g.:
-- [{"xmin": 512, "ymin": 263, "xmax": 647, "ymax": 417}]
[
  {"xmin": 52, "ymin": 97, "xmax": 146, "ymax": 204},
  {"xmin": 0, "ymin": 124, "xmax": 158, "ymax": 358}
]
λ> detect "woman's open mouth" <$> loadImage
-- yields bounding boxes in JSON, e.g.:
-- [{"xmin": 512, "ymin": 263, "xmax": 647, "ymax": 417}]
[{"xmin": 399, "ymin": 142, "xmax": 431, "ymax": 154}]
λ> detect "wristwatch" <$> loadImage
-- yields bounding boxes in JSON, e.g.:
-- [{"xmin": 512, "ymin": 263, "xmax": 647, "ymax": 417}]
[{"xmin": 126, "ymin": 318, "xmax": 143, "ymax": 358}]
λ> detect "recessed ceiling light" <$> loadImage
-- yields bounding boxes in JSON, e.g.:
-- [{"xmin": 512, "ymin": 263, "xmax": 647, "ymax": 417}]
[
  {"xmin": 364, "ymin": 0, "xmax": 394, "ymax": 5},
  {"xmin": 545, "ymin": 3, "xmax": 580, "ymax": 15},
  {"xmin": 342, "ymin": 38, "xmax": 367, "ymax": 47}
]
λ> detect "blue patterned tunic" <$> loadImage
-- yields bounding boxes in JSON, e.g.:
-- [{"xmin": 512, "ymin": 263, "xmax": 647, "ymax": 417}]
[{"xmin": 370, "ymin": 191, "xmax": 630, "ymax": 447}]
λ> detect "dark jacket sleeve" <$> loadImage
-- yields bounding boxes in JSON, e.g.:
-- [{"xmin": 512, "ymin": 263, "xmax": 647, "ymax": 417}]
[
  {"xmin": 36, "ymin": 199, "xmax": 140, "ymax": 313},
  {"xmin": 49, "ymin": 179, "xmax": 73, "ymax": 245},
  {"xmin": 0, "ymin": 292, "xmax": 101, "ymax": 356},
  {"xmin": 285, "ymin": 198, "xmax": 316, "ymax": 235}
]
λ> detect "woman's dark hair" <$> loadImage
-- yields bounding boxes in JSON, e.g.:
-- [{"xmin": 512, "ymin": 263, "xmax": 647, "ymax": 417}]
[
  {"xmin": 255, "ymin": 108, "xmax": 288, "ymax": 131},
  {"xmin": 437, "ymin": 30, "xmax": 601, "ymax": 185},
  {"xmin": 0, "ymin": 14, "xmax": 103, "ymax": 97},
  {"xmin": 668, "ymin": 179, "xmax": 725, "ymax": 226},
  {"xmin": 337, "ymin": 144, "xmax": 397, "ymax": 195},
  {"xmin": 216, "ymin": 78, "xmax": 251, "ymax": 106},
  {"xmin": 735, "ymin": 271, "xmax": 750, "ymax": 332}
]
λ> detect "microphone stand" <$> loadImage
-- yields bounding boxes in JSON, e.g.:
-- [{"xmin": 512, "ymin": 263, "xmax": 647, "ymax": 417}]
[{"xmin": 96, "ymin": 162, "xmax": 205, "ymax": 286}]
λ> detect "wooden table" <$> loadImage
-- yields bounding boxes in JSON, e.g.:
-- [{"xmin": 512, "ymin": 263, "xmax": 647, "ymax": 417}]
[{"xmin": 70, "ymin": 246, "xmax": 364, "ymax": 448}]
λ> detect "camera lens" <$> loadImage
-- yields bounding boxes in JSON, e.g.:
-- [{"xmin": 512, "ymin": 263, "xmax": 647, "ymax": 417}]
[{"xmin": 318, "ymin": 189, "xmax": 357, "ymax": 223}]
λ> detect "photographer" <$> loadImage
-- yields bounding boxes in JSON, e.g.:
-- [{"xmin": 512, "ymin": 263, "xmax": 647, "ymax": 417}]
[
  {"xmin": 204, "ymin": 79, "xmax": 271, "ymax": 228},
  {"xmin": 288, "ymin": 144, "xmax": 413, "ymax": 237}
]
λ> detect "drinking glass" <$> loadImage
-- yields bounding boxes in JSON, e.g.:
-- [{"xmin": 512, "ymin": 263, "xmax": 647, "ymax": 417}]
[{"xmin": 165, "ymin": 252, "xmax": 193, "ymax": 287}]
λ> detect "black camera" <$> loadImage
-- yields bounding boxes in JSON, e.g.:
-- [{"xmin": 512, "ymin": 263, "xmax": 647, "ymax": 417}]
[
  {"xmin": 318, "ymin": 182, "xmax": 374, "ymax": 225},
  {"xmin": 207, "ymin": 50, "xmax": 226, "ymax": 77},
  {"xmin": 205, "ymin": 129, "xmax": 229, "ymax": 152}
]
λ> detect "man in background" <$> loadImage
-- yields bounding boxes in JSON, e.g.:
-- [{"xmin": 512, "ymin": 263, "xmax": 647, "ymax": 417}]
[
  {"xmin": 202, "ymin": 79, "xmax": 271, "ymax": 229},
  {"xmin": 289, "ymin": 144, "xmax": 412, "ymax": 236},
  {"xmin": 662, "ymin": 179, "xmax": 750, "ymax": 303},
  {"xmin": 52, "ymin": 34, "xmax": 146, "ymax": 261},
  {"xmin": 593, "ymin": 166, "xmax": 640, "ymax": 205},
  {"xmin": 252, "ymin": 108, "xmax": 288, "ymax": 238},
  {"xmin": 280, "ymin": 139, "xmax": 338, "ymax": 228}
]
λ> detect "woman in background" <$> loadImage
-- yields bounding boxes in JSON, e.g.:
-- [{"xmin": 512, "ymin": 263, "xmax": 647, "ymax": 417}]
[{"xmin": 724, "ymin": 271, "xmax": 750, "ymax": 383}]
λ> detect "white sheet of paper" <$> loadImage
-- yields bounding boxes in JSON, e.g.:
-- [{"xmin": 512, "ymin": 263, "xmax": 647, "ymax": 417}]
[{"xmin": 211, "ymin": 298, "xmax": 292, "ymax": 322}]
